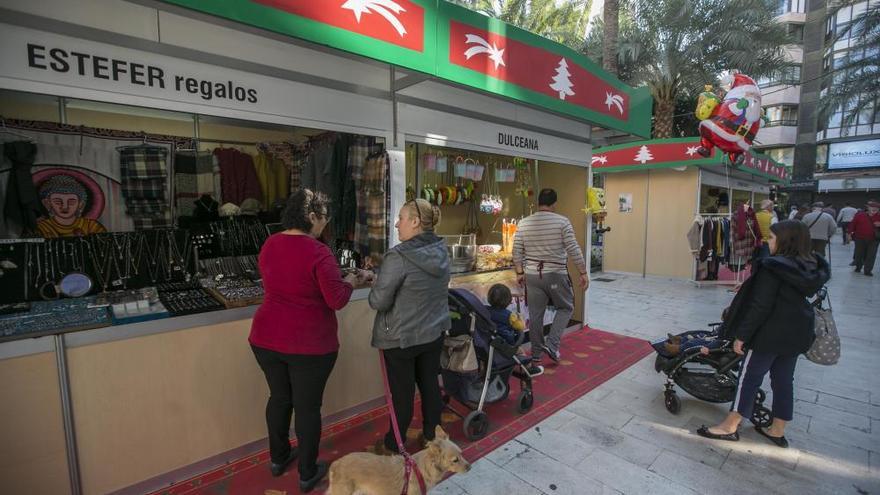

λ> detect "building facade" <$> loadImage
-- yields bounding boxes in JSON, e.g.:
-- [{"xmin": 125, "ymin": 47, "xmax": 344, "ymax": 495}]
[{"xmin": 754, "ymin": 0, "xmax": 880, "ymax": 206}]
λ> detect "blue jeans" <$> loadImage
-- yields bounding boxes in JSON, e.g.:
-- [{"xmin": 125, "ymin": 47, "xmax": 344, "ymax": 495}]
[{"xmin": 731, "ymin": 350, "xmax": 797, "ymax": 421}]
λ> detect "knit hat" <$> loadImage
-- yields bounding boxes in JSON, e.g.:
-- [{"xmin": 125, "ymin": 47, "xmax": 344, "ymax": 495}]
[{"xmin": 239, "ymin": 198, "xmax": 261, "ymax": 216}]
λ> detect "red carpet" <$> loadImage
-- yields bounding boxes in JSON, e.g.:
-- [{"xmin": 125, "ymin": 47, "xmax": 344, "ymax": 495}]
[{"xmin": 147, "ymin": 327, "xmax": 651, "ymax": 495}]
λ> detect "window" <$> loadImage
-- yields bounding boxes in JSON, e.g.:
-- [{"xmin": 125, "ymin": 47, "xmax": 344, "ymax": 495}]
[
  {"xmin": 757, "ymin": 64, "xmax": 802, "ymax": 88},
  {"xmin": 786, "ymin": 23, "xmax": 805, "ymax": 42},
  {"xmin": 763, "ymin": 105, "xmax": 799, "ymax": 126},
  {"xmin": 762, "ymin": 147, "xmax": 795, "ymax": 167}
]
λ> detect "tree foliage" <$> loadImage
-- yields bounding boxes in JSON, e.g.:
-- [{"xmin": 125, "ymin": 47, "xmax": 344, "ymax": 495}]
[
  {"xmin": 447, "ymin": 0, "xmax": 591, "ymax": 50},
  {"xmin": 819, "ymin": 0, "xmax": 880, "ymax": 128},
  {"xmin": 585, "ymin": 0, "xmax": 791, "ymax": 138}
]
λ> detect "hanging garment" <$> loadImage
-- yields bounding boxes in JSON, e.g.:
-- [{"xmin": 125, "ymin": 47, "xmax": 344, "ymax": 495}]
[
  {"xmin": 2, "ymin": 141, "xmax": 43, "ymax": 236},
  {"xmin": 356, "ymin": 151, "xmax": 388, "ymax": 262},
  {"xmin": 213, "ymin": 148, "xmax": 262, "ymax": 205},
  {"xmin": 119, "ymin": 147, "xmax": 172, "ymax": 230},
  {"xmin": 174, "ymin": 151, "xmax": 215, "ymax": 217},
  {"xmin": 253, "ymin": 151, "xmax": 289, "ymax": 211},
  {"xmin": 686, "ymin": 216, "xmax": 702, "ymax": 255},
  {"xmin": 340, "ymin": 136, "xmax": 379, "ymax": 242}
]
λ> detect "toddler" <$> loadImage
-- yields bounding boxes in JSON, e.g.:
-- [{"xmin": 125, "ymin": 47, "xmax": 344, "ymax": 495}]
[{"xmin": 486, "ymin": 284, "xmax": 526, "ymax": 346}]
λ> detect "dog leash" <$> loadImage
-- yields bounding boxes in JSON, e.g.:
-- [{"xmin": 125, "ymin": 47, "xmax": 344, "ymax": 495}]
[{"xmin": 379, "ymin": 352, "xmax": 427, "ymax": 495}]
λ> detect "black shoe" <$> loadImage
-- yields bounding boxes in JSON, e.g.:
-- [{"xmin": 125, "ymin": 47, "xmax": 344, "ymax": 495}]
[
  {"xmin": 755, "ymin": 426, "xmax": 789, "ymax": 448},
  {"xmin": 299, "ymin": 460, "xmax": 329, "ymax": 493},
  {"xmin": 696, "ymin": 425, "xmax": 739, "ymax": 441},
  {"xmin": 850, "ymin": 261, "xmax": 857, "ymax": 266},
  {"xmin": 855, "ymin": 266, "xmax": 862, "ymax": 273},
  {"xmin": 526, "ymin": 364, "xmax": 545, "ymax": 377},
  {"xmin": 269, "ymin": 448, "xmax": 298, "ymax": 477},
  {"xmin": 541, "ymin": 345, "xmax": 560, "ymax": 364},
  {"xmin": 866, "ymin": 272, "xmax": 874, "ymax": 277}
]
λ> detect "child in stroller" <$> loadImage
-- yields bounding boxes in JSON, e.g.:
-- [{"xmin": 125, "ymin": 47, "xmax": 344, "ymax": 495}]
[
  {"xmin": 486, "ymin": 284, "xmax": 544, "ymax": 376},
  {"xmin": 441, "ymin": 288, "xmax": 537, "ymax": 440},
  {"xmin": 652, "ymin": 322, "xmax": 773, "ymax": 429}
]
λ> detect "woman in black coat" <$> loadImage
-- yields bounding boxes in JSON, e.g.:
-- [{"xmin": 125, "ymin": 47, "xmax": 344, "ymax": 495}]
[{"xmin": 697, "ymin": 220, "xmax": 830, "ymax": 447}]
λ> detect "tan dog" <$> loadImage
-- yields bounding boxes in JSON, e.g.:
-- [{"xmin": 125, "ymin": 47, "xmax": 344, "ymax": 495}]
[{"xmin": 327, "ymin": 426, "xmax": 470, "ymax": 495}]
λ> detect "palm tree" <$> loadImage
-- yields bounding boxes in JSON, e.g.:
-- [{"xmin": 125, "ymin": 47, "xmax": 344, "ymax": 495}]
[
  {"xmin": 819, "ymin": 0, "xmax": 880, "ymax": 129},
  {"xmin": 447, "ymin": 0, "xmax": 591, "ymax": 51},
  {"xmin": 585, "ymin": 0, "xmax": 791, "ymax": 138},
  {"xmin": 603, "ymin": 0, "xmax": 620, "ymax": 76}
]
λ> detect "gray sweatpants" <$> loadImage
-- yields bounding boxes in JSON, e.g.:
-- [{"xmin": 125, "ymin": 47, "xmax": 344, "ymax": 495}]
[{"xmin": 525, "ymin": 272, "xmax": 574, "ymax": 360}]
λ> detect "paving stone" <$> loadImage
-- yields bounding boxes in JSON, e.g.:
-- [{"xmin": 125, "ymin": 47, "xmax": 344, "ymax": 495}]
[
  {"xmin": 446, "ymin": 458, "xmax": 544, "ymax": 495},
  {"xmin": 795, "ymin": 399, "xmax": 871, "ymax": 431},
  {"xmin": 429, "ymin": 481, "xmax": 467, "ymax": 495},
  {"xmin": 576, "ymin": 451, "xmax": 699, "ymax": 495},
  {"xmin": 720, "ymin": 452, "xmax": 841, "ymax": 494},
  {"xmin": 558, "ymin": 415, "xmax": 663, "ymax": 469},
  {"xmin": 648, "ymin": 450, "xmax": 745, "ymax": 495},
  {"xmin": 564, "ymin": 396, "xmax": 635, "ymax": 430},
  {"xmin": 513, "ymin": 425, "xmax": 595, "ymax": 467},
  {"xmin": 806, "ymin": 417, "xmax": 877, "ymax": 451},
  {"xmin": 619, "ymin": 416, "xmax": 730, "ymax": 469},
  {"xmin": 534, "ymin": 408, "xmax": 578, "ymax": 431},
  {"xmin": 484, "ymin": 439, "xmax": 531, "ymax": 467},
  {"xmin": 501, "ymin": 445, "xmax": 606, "ymax": 495}
]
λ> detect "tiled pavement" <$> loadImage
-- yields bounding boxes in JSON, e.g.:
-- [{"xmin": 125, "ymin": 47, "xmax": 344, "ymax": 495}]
[{"xmin": 436, "ymin": 240, "xmax": 880, "ymax": 494}]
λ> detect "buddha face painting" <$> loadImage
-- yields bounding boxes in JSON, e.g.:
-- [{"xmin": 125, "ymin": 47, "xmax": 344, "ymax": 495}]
[{"xmin": 40, "ymin": 175, "xmax": 88, "ymax": 226}]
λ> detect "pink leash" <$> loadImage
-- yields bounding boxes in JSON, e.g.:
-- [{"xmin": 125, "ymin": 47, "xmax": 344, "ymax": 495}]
[{"xmin": 379, "ymin": 352, "xmax": 427, "ymax": 495}]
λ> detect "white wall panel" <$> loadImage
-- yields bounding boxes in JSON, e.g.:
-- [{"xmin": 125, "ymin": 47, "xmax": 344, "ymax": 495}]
[{"xmin": 2, "ymin": 0, "xmax": 160, "ymax": 41}]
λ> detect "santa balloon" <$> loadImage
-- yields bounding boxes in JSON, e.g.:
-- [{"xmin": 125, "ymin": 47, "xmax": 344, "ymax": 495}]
[{"xmin": 696, "ymin": 72, "xmax": 763, "ymax": 165}]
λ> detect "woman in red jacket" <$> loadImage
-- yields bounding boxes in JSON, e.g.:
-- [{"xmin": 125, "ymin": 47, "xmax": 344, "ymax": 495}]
[
  {"xmin": 249, "ymin": 189, "xmax": 363, "ymax": 491},
  {"xmin": 849, "ymin": 200, "xmax": 880, "ymax": 276}
]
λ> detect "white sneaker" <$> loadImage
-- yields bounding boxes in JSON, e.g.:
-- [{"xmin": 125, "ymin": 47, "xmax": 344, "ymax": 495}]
[{"xmin": 527, "ymin": 364, "xmax": 545, "ymax": 377}]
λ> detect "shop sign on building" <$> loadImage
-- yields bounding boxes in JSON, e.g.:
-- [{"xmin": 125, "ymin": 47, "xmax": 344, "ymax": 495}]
[
  {"xmin": 164, "ymin": 0, "xmax": 439, "ymax": 74},
  {"xmin": 436, "ymin": 2, "xmax": 650, "ymax": 137},
  {"xmin": 159, "ymin": 0, "xmax": 652, "ymax": 138},
  {"xmin": 591, "ymin": 138, "xmax": 719, "ymax": 172},
  {"xmin": 827, "ymin": 139, "xmax": 880, "ymax": 170},
  {"xmin": 593, "ymin": 138, "xmax": 790, "ymax": 184},
  {"xmin": 0, "ymin": 24, "xmax": 392, "ymax": 134},
  {"xmin": 738, "ymin": 149, "xmax": 789, "ymax": 181}
]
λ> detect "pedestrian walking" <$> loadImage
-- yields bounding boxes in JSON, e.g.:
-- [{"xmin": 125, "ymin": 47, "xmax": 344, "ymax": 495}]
[
  {"xmin": 512, "ymin": 188, "xmax": 588, "ymax": 375},
  {"xmin": 755, "ymin": 200, "xmax": 777, "ymax": 258},
  {"xmin": 849, "ymin": 200, "xmax": 880, "ymax": 277},
  {"xmin": 837, "ymin": 202, "xmax": 858, "ymax": 245},
  {"xmin": 697, "ymin": 220, "xmax": 830, "ymax": 447},
  {"xmin": 801, "ymin": 202, "xmax": 836, "ymax": 257}
]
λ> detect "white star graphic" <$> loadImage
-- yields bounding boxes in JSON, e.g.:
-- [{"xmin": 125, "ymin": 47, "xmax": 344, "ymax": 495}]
[
  {"xmin": 604, "ymin": 92, "xmax": 624, "ymax": 114},
  {"xmin": 685, "ymin": 146, "xmax": 700, "ymax": 157},
  {"xmin": 341, "ymin": 0, "xmax": 408, "ymax": 37},
  {"xmin": 591, "ymin": 155, "xmax": 608, "ymax": 165},
  {"xmin": 464, "ymin": 34, "xmax": 506, "ymax": 70}
]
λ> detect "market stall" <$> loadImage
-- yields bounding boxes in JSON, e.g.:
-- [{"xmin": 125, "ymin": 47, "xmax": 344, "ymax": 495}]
[
  {"xmin": 0, "ymin": 1, "xmax": 650, "ymax": 494},
  {"xmin": 592, "ymin": 138, "xmax": 789, "ymax": 282}
]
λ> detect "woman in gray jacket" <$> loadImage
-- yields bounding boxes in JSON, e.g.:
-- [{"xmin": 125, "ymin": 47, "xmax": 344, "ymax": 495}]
[{"xmin": 369, "ymin": 198, "xmax": 451, "ymax": 454}]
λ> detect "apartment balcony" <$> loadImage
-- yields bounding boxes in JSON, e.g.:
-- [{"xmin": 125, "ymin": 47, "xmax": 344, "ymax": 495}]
[
  {"xmin": 756, "ymin": 124, "xmax": 798, "ymax": 147},
  {"xmin": 761, "ymin": 85, "xmax": 801, "ymax": 106},
  {"xmin": 775, "ymin": 12, "xmax": 806, "ymax": 24}
]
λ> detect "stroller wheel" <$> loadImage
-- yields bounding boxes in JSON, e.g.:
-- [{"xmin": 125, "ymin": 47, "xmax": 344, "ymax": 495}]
[
  {"xmin": 463, "ymin": 410, "xmax": 490, "ymax": 440},
  {"xmin": 751, "ymin": 405, "xmax": 773, "ymax": 428},
  {"xmin": 756, "ymin": 388, "xmax": 767, "ymax": 404},
  {"xmin": 517, "ymin": 390, "xmax": 534, "ymax": 414},
  {"xmin": 664, "ymin": 391, "xmax": 681, "ymax": 415}
]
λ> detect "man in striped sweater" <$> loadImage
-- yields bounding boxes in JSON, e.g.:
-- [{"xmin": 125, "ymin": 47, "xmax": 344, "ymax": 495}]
[{"xmin": 513, "ymin": 189, "xmax": 589, "ymax": 375}]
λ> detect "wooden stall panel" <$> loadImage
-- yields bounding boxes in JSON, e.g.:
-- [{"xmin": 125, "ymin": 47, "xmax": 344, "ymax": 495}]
[
  {"xmin": 644, "ymin": 168, "xmax": 699, "ymax": 279},
  {"xmin": 66, "ymin": 299, "xmax": 381, "ymax": 494},
  {"xmin": 0, "ymin": 351, "xmax": 70, "ymax": 495},
  {"xmin": 602, "ymin": 172, "xmax": 649, "ymax": 275}
]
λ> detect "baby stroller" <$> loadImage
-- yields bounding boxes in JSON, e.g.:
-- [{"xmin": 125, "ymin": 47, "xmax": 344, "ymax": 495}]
[
  {"xmin": 441, "ymin": 288, "xmax": 537, "ymax": 440},
  {"xmin": 652, "ymin": 323, "xmax": 773, "ymax": 428}
]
